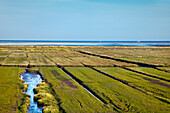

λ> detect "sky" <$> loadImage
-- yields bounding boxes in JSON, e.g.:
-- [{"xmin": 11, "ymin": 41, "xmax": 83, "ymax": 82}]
[{"xmin": 0, "ymin": 0, "xmax": 170, "ymax": 41}]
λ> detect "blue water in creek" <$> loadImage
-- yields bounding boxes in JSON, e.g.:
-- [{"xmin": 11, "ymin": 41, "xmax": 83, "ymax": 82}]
[{"xmin": 20, "ymin": 72, "xmax": 43, "ymax": 113}]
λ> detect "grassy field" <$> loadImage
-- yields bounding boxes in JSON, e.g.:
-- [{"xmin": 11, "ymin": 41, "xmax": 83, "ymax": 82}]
[
  {"xmin": 27, "ymin": 53, "xmax": 45, "ymax": 58},
  {"xmin": 29, "ymin": 57, "xmax": 56, "ymax": 66},
  {"xmin": 40, "ymin": 67, "xmax": 113, "ymax": 113},
  {"xmin": 157, "ymin": 67, "xmax": 170, "ymax": 72},
  {"xmin": 72, "ymin": 46, "xmax": 170, "ymax": 58},
  {"xmin": 50, "ymin": 57, "xmax": 83, "ymax": 67},
  {"xmin": 94, "ymin": 67, "xmax": 170, "ymax": 101},
  {"xmin": 70, "ymin": 56, "xmax": 137, "ymax": 67},
  {"xmin": 0, "ymin": 57, "xmax": 5, "ymax": 65},
  {"xmin": 65, "ymin": 67, "xmax": 170, "ymax": 112},
  {"xmin": 127, "ymin": 67, "xmax": 170, "ymax": 81},
  {"xmin": 43, "ymin": 50, "xmax": 86, "ymax": 57},
  {"xmin": 0, "ymin": 46, "xmax": 169, "ymax": 67},
  {"xmin": 0, "ymin": 46, "xmax": 170, "ymax": 112},
  {"xmin": 0, "ymin": 52, "xmax": 10, "ymax": 57},
  {"xmin": 0, "ymin": 46, "xmax": 140, "ymax": 67},
  {"xmin": 73, "ymin": 46, "xmax": 170, "ymax": 66},
  {"xmin": 2, "ymin": 57, "xmax": 29, "ymax": 66},
  {"xmin": 115, "ymin": 57, "xmax": 170, "ymax": 66},
  {"xmin": 9, "ymin": 53, "xmax": 27, "ymax": 57},
  {"xmin": 0, "ymin": 67, "xmax": 25, "ymax": 113}
]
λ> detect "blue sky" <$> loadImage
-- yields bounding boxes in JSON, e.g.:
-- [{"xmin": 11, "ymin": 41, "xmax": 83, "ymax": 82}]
[{"xmin": 0, "ymin": 0, "xmax": 170, "ymax": 41}]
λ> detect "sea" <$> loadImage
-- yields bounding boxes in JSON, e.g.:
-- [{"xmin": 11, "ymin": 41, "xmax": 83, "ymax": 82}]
[{"xmin": 0, "ymin": 40, "xmax": 170, "ymax": 47}]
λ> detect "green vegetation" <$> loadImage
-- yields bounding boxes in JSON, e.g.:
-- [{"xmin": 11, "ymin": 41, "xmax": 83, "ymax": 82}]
[
  {"xmin": 27, "ymin": 67, "xmax": 39, "ymax": 73},
  {"xmin": 95, "ymin": 67, "xmax": 170, "ymax": 101},
  {"xmin": 29, "ymin": 57, "xmax": 55, "ymax": 66},
  {"xmin": 73, "ymin": 47, "xmax": 170, "ymax": 66},
  {"xmin": 27, "ymin": 53, "xmax": 45, "ymax": 58},
  {"xmin": 50, "ymin": 57, "xmax": 83, "ymax": 67},
  {"xmin": 40, "ymin": 67, "xmax": 112, "ymax": 113},
  {"xmin": 157, "ymin": 67, "xmax": 170, "ymax": 72},
  {"xmin": 127, "ymin": 67, "xmax": 170, "ymax": 81},
  {"xmin": 0, "ymin": 46, "xmax": 170, "ymax": 112},
  {"xmin": 43, "ymin": 50, "xmax": 85, "ymax": 57},
  {"xmin": 0, "ymin": 57, "xmax": 5, "ymax": 64},
  {"xmin": 17, "ymin": 93, "xmax": 30, "ymax": 113},
  {"xmin": 0, "ymin": 46, "xmax": 140, "ymax": 67},
  {"xmin": 22, "ymin": 84, "xmax": 28, "ymax": 92},
  {"xmin": 0, "ymin": 52, "xmax": 10, "ymax": 57},
  {"xmin": 116, "ymin": 57, "xmax": 170, "ymax": 66},
  {"xmin": 34, "ymin": 82, "xmax": 59, "ymax": 113},
  {"xmin": 9, "ymin": 53, "xmax": 27, "ymax": 57},
  {"xmin": 73, "ymin": 47, "xmax": 170, "ymax": 58},
  {"xmin": 0, "ymin": 67, "xmax": 27, "ymax": 113},
  {"xmin": 65, "ymin": 67, "xmax": 170, "ymax": 112},
  {"xmin": 2, "ymin": 57, "xmax": 29, "ymax": 66},
  {"xmin": 70, "ymin": 56, "xmax": 137, "ymax": 67}
]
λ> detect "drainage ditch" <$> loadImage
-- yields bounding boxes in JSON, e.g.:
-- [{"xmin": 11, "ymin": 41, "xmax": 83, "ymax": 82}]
[
  {"xmin": 20, "ymin": 69, "xmax": 43, "ymax": 113},
  {"xmin": 61, "ymin": 68, "xmax": 107, "ymax": 105}
]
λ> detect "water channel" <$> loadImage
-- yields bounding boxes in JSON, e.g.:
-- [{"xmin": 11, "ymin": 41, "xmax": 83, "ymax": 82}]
[{"xmin": 20, "ymin": 70, "xmax": 43, "ymax": 113}]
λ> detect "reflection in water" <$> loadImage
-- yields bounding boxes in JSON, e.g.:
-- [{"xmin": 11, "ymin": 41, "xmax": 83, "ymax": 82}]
[{"xmin": 20, "ymin": 72, "xmax": 43, "ymax": 113}]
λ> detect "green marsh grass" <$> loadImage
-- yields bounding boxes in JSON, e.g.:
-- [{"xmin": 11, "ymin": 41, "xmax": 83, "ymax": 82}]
[
  {"xmin": 0, "ymin": 57, "xmax": 5, "ymax": 65},
  {"xmin": 116, "ymin": 57, "xmax": 170, "ymax": 66},
  {"xmin": 0, "ymin": 67, "xmax": 28, "ymax": 113},
  {"xmin": 95, "ymin": 67, "xmax": 170, "ymax": 101},
  {"xmin": 0, "ymin": 52, "xmax": 10, "ymax": 57},
  {"xmin": 2, "ymin": 57, "xmax": 29, "ymax": 66},
  {"xmin": 40, "ymin": 67, "xmax": 112, "ymax": 113},
  {"xmin": 75, "ymin": 47, "xmax": 170, "ymax": 66},
  {"xmin": 50, "ymin": 57, "xmax": 83, "ymax": 67},
  {"xmin": 16, "ymin": 93, "xmax": 30, "ymax": 113},
  {"xmin": 34, "ymin": 82, "xmax": 59, "ymax": 113},
  {"xmin": 157, "ymin": 67, "xmax": 170, "ymax": 72},
  {"xmin": 27, "ymin": 67, "xmax": 39, "ymax": 73},
  {"xmin": 127, "ymin": 67, "xmax": 170, "ymax": 81},
  {"xmin": 65, "ymin": 67, "xmax": 170, "ymax": 112},
  {"xmin": 29, "ymin": 57, "xmax": 55, "ymax": 66},
  {"xmin": 9, "ymin": 53, "xmax": 27, "ymax": 57}
]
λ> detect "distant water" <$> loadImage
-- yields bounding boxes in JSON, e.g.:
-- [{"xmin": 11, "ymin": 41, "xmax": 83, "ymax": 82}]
[{"xmin": 0, "ymin": 40, "xmax": 170, "ymax": 46}]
